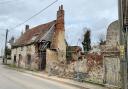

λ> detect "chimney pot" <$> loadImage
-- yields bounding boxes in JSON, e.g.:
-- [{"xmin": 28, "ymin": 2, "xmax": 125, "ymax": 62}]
[
  {"xmin": 25, "ymin": 25, "xmax": 29, "ymax": 31},
  {"xmin": 59, "ymin": 6, "xmax": 61, "ymax": 10},
  {"xmin": 61, "ymin": 5, "xmax": 63, "ymax": 10}
]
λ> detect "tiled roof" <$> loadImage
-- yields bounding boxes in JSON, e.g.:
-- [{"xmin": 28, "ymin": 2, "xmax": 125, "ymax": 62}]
[{"xmin": 13, "ymin": 20, "xmax": 56, "ymax": 47}]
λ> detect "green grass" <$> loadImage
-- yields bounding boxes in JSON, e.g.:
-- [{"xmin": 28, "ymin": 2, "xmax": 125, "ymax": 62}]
[{"xmin": 6, "ymin": 64, "xmax": 40, "ymax": 73}]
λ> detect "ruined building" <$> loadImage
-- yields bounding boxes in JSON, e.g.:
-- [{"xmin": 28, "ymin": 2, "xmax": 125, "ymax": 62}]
[
  {"xmin": 11, "ymin": 5, "xmax": 66, "ymax": 70},
  {"xmin": 102, "ymin": 20, "xmax": 121, "ymax": 88}
]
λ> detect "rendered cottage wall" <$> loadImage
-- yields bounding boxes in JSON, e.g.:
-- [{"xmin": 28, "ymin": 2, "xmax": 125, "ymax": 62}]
[{"xmin": 11, "ymin": 44, "xmax": 39, "ymax": 70}]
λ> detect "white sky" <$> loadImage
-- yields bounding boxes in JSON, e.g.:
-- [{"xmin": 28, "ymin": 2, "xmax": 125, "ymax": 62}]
[{"xmin": 0, "ymin": 0, "xmax": 118, "ymax": 55}]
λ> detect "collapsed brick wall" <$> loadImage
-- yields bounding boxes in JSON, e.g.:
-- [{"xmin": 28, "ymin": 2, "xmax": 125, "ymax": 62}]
[
  {"xmin": 46, "ymin": 52, "xmax": 103, "ymax": 83},
  {"xmin": 85, "ymin": 53, "xmax": 103, "ymax": 83}
]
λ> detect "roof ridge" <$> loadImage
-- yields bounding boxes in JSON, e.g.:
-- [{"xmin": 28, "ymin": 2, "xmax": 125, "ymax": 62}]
[{"xmin": 26, "ymin": 20, "xmax": 56, "ymax": 31}]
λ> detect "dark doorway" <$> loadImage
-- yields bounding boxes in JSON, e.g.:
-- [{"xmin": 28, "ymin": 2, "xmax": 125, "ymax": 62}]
[
  {"xmin": 26, "ymin": 54, "xmax": 31, "ymax": 69},
  {"xmin": 39, "ymin": 41, "xmax": 51, "ymax": 70},
  {"xmin": 40, "ymin": 51, "xmax": 46, "ymax": 70},
  {"xmin": 13, "ymin": 55, "xmax": 16, "ymax": 64}
]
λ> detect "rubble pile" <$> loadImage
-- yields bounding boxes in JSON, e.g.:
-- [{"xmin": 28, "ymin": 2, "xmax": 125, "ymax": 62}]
[{"xmin": 46, "ymin": 50, "xmax": 104, "ymax": 83}]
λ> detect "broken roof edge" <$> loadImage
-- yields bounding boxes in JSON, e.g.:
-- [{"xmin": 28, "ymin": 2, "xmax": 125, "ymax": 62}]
[
  {"xmin": 38, "ymin": 23, "xmax": 55, "ymax": 42},
  {"xmin": 25, "ymin": 20, "xmax": 56, "ymax": 32},
  {"xmin": 13, "ymin": 20, "xmax": 56, "ymax": 47},
  {"xmin": 11, "ymin": 42, "xmax": 35, "ymax": 48}
]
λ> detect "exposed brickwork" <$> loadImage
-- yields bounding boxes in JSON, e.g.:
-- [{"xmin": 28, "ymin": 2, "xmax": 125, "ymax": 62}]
[
  {"xmin": 51, "ymin": 5, "xmax": 66, "ymax": 62},
  {"xmin": 51, "ymin": 5, "xmax": 65, "ymax": 50}
]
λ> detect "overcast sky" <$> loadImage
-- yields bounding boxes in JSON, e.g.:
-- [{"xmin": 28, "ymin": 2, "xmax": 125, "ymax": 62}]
[{"xmin": 0, "ymin": 0, "xmax": 118, "ymax": 55}]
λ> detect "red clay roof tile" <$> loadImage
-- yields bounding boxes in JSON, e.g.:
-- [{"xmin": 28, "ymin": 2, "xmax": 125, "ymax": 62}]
[{"xmin": 13, "ymin": 20, "xmax": 56, "ymax": 46}]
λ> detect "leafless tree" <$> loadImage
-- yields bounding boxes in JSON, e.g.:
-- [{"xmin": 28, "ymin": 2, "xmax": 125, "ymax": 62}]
[{"xmin": 98, "ymin": 33, "xmax": 106, "ymax": 45}]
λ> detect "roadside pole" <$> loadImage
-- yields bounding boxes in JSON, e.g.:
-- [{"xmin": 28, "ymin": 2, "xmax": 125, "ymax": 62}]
[
  {"xmin": 124, "ymin": 26, "xmax": 128, "ymax": 89},
  {"xmin": 118, "ymin": 0, "xmax": 128, "ymax": 88},
  {"xmin": 121, "ymin": 25, "xmax": 128, "ymax": 89},
  {"xmin": 3, "ymin": 29, "xmax": 8, "ymax": 64},
  {"xmin": 125, "ymin": 26, "xmax": 128, "ymax": 89}
]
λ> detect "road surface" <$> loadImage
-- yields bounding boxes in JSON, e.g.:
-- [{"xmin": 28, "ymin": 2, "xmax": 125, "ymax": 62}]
[{"xmin": 0, "ymin": 60, "xmax": 81, "ymax": 89}]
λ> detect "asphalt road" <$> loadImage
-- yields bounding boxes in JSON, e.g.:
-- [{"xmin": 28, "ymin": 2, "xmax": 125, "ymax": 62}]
[{"xmin": 0, "ymin": 60, "xmax": 80, "ymax": 89}]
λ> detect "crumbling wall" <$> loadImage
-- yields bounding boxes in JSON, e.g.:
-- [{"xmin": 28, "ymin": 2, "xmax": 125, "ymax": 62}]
[
  {"xmin": 46, "ymin": 52, "xmax": 104, "ymax": 83},
  {"xmin": 11, "ymin": 44, "xmax": 39, "ymax": 70},
  {"xmin": 102, "ymin": 20, "xmax": 121, "ymax": 88},
  {"xmin": 46, "ymin": 49, "xmax": 59, "ymax": 72},
  {"xmin": 102, "ymin": 45, "xmax": 121, "ymax": 88}
]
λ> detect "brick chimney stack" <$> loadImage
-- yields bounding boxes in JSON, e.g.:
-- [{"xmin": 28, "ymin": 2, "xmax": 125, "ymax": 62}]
[
  {"xmin": 52, "ymin": 5, "xmax": 65, "ymax": 49},
  {"xmin": 56, "ymin": 5, "xmax": 64, "ymax": 31},
  {"xmin": 51, "ymin": 5, "xmax": 66, "ymax": 62}
]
